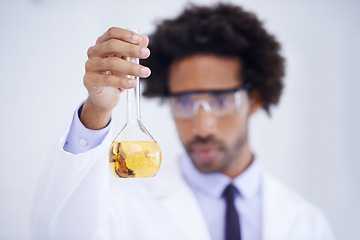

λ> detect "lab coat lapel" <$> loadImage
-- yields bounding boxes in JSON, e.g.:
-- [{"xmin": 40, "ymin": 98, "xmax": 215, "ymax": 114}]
[
  {"xmin": 262, "ymin": 172, "xmax": 299, "ymax": 240},
  {"xmin": 160, "ymin": 181, "xmax": 211, "ymax": 240},
  {"xmin": 151, "ymin": 160, "xmax": 211, "ymax": 240}
]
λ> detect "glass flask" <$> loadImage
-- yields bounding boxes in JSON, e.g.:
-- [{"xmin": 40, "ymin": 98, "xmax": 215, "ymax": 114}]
[{"xmin": 108, "ymin": 32, "xmax": 162, "ymax": 178}]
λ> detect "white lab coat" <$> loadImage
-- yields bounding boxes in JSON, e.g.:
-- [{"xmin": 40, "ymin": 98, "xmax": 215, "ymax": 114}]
[{"xmin": 30, "ymin": 128, "xmax": 336, "ymax": 240}]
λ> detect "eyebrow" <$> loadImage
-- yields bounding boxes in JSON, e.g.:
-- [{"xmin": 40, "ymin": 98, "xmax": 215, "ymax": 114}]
[{"xmin": 167, "ymin": 82, "xmax": 252, "ymax": 97}]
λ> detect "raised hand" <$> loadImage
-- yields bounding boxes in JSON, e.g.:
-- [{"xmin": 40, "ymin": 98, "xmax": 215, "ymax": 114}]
[{"xmin": 81, "ymin": 27, "xmax": 151, "ymax": 129}]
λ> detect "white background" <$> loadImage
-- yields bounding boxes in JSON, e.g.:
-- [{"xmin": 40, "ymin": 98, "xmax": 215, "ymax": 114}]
[{"xmin": 0, "ymin": 0, "xmax": 359, "ymax": 239}]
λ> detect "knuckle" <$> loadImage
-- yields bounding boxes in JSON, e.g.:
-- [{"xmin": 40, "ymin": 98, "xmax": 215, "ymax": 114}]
[
  {"xmin": 83, "ymin": 73, "xmax": 92, "ymax": 87},
  {"xmin": 105, "ymin": 39, "xmax": 117, "ymax": 52},
  {"xmin": 87, "ymin": 46, "xmax": 95, "ymax": 58},
  {"xmin": 107, "ymin": 27, "xmax": 117, "ymax": 38},
  {"xmin": 106, "ymin": 57, "xmax": 117, "ymax": 69},
  {"xmin": 85, "ymin": 60, "xmax": 92, "ymax": 71}
]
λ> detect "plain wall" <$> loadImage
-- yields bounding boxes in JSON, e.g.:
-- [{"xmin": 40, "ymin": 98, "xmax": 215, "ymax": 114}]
[{"xmin": 0, "ymin": 0, "xmax": 359, "ymax": 239}]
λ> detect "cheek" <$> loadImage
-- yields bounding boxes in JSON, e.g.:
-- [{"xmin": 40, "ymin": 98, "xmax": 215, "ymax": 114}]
[
  {"xmin": 174, "ymin": 120, "xmax": 192, "ymax": 143},
  {"xmin": 218, "ymin": 112, "xmax": 248, "ymax": 144}
]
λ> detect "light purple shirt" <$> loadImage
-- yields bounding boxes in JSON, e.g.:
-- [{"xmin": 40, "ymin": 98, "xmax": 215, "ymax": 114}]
[
  {"xmin": 64, "ymin": 105, "xmax": 262, "ymax": 240},
  {"xmin": 180, "ymin": 154, "xmax": 262, "ymax": 240}
]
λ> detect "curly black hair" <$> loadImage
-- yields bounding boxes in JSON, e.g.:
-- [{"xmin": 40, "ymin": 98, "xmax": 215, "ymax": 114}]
[{"xmin": 141, "ymin": 3, "xmax": 285, "ymax": 114}]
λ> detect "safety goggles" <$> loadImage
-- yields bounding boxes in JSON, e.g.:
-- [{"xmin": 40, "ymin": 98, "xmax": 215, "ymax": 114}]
[{"xmin": 168, "ymin": 83, "xmax": 252, "ymax": 119}]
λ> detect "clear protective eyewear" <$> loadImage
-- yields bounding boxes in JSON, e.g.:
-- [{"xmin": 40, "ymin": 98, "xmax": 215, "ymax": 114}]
[{"xmin": 168, "ymin": 83, "xmax": 252, "ymax": 119}]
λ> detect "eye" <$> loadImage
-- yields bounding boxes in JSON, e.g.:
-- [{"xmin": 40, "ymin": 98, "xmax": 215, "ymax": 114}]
[
  {"xmin": 173, "ymin": 95, "xmax": 193, "ymax": 109},
  {"xmin": 212, "ymin": 94, "xmax": 233, "ymax": 108}
]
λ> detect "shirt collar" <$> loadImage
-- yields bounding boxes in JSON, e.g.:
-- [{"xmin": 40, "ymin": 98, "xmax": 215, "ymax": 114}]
[{"xmin": 180, "ymin": 153, "xmax": 262, "ymax": 199}]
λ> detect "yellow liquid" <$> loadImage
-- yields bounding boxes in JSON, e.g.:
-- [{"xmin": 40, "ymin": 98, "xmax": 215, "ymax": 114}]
[{"xmin": 108, "ymin": 141, "xmax": 162, "ymax": 178}]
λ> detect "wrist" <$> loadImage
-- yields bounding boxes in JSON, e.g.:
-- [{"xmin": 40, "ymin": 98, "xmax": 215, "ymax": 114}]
[{"xmin": 80, "ymin": 98, "xmax": 112, "ymax": 130}]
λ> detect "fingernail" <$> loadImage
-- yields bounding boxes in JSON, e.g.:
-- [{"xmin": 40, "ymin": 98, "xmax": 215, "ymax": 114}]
[
  {"xmin": 140, "ymin": 48, "xmax": 149, "ymax": 57},
  {"xmin": 128, "ymin": 79, "xmax": 136, "ymax": 86},
  {"xmin": 141, "ymin": 67, "xmax": 150, "ymax": 77},
  {"xmin": 132, "ymin": 34, "xmax": 140, "ymax": 43}
]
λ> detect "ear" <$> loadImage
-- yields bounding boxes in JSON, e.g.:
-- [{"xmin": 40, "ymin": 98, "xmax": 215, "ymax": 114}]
[{"xmin": 249, "ymin": 89, "xmax": 262, "ymax": 114}]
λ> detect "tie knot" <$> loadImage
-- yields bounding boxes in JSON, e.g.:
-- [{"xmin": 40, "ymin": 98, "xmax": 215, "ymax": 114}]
[{"xmin": 223, "ymin": 184, "xmax": 238, "ymax": 201}]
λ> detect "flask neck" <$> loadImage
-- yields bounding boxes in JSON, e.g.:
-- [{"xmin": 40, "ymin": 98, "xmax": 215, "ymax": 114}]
[
  {"xmin": 125, "ymin": 54, "xmax": 141, "ymax": 125},
  {"xmin": 126, "ymin": 77, "xmax": 141, "ymax": 125}
]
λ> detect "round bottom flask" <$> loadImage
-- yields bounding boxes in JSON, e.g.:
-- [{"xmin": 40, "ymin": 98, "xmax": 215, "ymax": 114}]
[
  {"xmin": 107, "ymin": 42, "xmax": 161, "ymax": 178},
  {"xmin": 108, "ymin": 129, "xmax": 162, "ymax": 178}
]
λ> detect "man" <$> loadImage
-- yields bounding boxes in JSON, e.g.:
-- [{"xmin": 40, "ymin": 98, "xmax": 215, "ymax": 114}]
[{"xmin": 30, "ymin": 3, "xmax": 336, "ymax": 240}]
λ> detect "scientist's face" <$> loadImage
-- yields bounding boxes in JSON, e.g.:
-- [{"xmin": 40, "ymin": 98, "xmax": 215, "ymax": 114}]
[{"xmin": 168, "ymin": 55, "xmax": 259, "ymax": 177}]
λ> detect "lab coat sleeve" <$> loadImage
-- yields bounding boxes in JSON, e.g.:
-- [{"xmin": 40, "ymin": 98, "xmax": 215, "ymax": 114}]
[
  {"xmin": 30, "ymin": 126, "xmax": 116, "ymax": 240},
  {"xmin": 63, "ymin": 103, "xmax": 111, "ymax": 154}
]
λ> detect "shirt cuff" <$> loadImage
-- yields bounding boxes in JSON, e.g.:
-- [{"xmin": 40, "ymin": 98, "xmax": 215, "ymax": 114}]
[{"xmin": 63, "ymin": 103, "xmax": 111, "ymax": 154}]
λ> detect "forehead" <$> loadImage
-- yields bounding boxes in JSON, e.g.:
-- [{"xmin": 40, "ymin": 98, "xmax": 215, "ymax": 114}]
[{"xmin": 168, "ymin": 55, "xmax": 242, "ymax": 93}]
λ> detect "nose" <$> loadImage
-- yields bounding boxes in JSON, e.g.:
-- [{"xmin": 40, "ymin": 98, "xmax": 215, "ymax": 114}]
[{"xmin": 192, "ymin": 105, "xmax": 217, "ymax": 138}]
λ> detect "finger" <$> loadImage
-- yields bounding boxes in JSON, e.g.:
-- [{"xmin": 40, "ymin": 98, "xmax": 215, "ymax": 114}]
[
  {"xmin": 96, "ymin": 27, "xmax": 141, "ymax": 45},
  {"xmin": 88, "ymin": 39, "xmax": 150, "ymax": 59},
  {"xmin": 85, "ymin": 57, "xmax": 151, "ymax": 78},
  {"xmin": 139, "ymin": 34, "xmax": 150, "ymax": 48},
  {"xmin": 84, "ymin": 72, "xmax": 138, "ymax": 90}
]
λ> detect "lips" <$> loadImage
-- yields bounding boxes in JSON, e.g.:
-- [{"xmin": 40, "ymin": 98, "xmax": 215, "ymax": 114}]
[{"xmin": 189, "ymin": 144, "xmax": 221, "ymax": 164}]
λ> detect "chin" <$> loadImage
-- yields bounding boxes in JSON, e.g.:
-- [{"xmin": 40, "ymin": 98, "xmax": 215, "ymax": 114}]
[{"xmin": 191, "ymin": 157, "xmax": 223, "ymax": 174}]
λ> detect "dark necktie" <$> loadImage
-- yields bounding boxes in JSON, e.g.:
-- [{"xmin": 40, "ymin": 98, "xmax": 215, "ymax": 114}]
[{"xmin": 223, "ymin": 184, "xmax": 241, "ymax": 240}]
